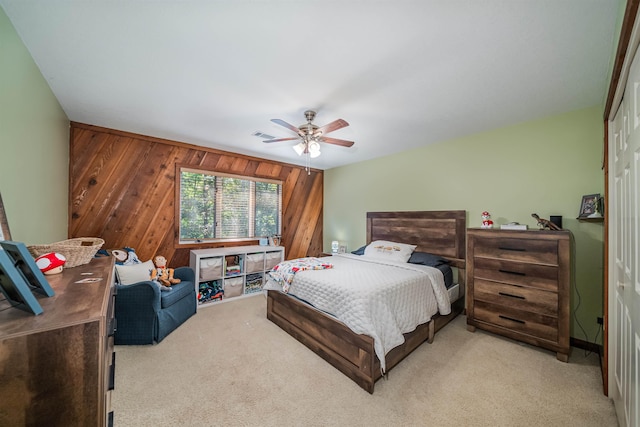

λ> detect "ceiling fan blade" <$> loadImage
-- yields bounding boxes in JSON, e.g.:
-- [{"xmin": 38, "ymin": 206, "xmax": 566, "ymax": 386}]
[
  {"xmin": 271, "ymin": 119, "xmax": 303, "ymax": 136},
  {"xmin": 319, "ymin": 136, "xmax": 355, "ymax": 147},
  {"xmin": 314, "ymin": 119, "xmax": 349, "ymax": 137},
  {"xmin": 263, "ymin": 137, "xmax": 300, "ymax": 143}
]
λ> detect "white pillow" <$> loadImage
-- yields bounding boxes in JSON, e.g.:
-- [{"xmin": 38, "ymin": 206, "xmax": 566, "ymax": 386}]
[
  {"xmin": 363, "ymin": 240, "xmax": 417, "ymax": 263},
  {"xmin": 115, "ymin": 259, "xmax": 155, "ymax": 285}
]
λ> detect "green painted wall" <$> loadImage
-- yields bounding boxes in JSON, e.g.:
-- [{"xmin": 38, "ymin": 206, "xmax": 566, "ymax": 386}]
[
  {"xmin": 0, "ymin": 7, "xmax": 69, "ymax": 244},
  {"xmin": 325, "ymin": 106, "xmax": 605, "ymax": 344}
]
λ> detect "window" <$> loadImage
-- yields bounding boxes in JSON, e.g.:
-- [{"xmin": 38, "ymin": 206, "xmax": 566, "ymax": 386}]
[{"xmin": 179, "ymin": 168, "xmax": 282, "ymax": 242}]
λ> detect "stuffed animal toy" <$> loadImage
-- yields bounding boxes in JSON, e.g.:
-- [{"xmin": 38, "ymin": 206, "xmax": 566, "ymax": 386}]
[
  {"xmin": 111, "ymin": 247, "xmax": 141, "ymax": 265},
  {"xmin": 35, "ymin": 252, "xmax": 66, "ymax": 275},
  {"xmin": 150, "ymin": 255, "xmax": 181, "ymax": 287}
]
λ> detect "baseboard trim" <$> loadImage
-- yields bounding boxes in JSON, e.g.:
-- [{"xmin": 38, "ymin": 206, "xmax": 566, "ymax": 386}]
[{"xmin": 570, "ymin": 337, "xmax": 601, "ymax": 354}]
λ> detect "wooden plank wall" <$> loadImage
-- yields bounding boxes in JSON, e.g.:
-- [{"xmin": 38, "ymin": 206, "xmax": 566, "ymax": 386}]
[{"xmin": 68, "ymin": 122, "xmax": 323, "ymax": 267}]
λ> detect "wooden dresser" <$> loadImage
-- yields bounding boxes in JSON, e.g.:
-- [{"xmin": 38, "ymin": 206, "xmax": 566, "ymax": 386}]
[
  {"xmin": 466, "ymin": 228, "xmax": 571, "ymax": 361},
  {"xmin": 0, "ymin": 257, "xmax": 116, "ymax": 426}
]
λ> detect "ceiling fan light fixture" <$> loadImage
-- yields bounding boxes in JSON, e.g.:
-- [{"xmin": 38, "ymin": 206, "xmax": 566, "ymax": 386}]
[
  {"xmin": 293, "ymin": 142, "xmax": 306, "ymax": 156},
  {"xmin": 308, "ymin": 141, "xmax": 321, "ymax": 158}
]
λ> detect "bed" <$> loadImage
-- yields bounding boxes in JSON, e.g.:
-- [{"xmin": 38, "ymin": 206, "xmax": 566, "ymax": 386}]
[{"xmin": 266, "ymin": 210, "xmax": 466, "ymax": 393}]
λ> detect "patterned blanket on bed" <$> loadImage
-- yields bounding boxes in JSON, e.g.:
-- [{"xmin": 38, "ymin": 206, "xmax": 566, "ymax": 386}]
[{"xmin": 268, "ymin": 257, "xmax": 333, "ymax": 293}]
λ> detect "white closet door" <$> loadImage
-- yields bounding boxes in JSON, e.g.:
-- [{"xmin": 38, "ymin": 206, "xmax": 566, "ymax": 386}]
[{"xmin": 610, "ymin": 42, "xmax": 640, "ymax": 427}]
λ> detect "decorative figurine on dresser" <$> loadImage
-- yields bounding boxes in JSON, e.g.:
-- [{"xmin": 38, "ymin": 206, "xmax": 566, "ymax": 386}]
[
  {"xmin": 531, "ymin": 213, "xmax": 561, "ymax": 231},
  {"xmin": 481, "ymin": 211, "xmax": 494, "ymax": 229},
  {"xmin": 466, "ymin": 227, "xmax": 572, "ymax": 362}
]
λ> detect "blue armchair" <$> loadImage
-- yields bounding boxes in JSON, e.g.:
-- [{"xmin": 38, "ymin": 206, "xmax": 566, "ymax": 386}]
[{"xmin": 114, "ymin": 266, "xmax": 197, "ymax": 345}]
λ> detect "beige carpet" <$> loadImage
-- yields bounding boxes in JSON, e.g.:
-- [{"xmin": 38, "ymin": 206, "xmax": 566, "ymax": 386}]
[{"xmin": 112, "ymin": 294, "xmax": 617, "ymax": 427}]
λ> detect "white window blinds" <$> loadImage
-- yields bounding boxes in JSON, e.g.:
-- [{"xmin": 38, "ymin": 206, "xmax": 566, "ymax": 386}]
[{"xmin": 179, "ymin": 168, "xmax": 282, "ymax": 242}]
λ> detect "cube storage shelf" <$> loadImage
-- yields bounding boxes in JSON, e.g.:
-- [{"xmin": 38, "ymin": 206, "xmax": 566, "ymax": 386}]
[{"xmin": 190, "ymin": 245, "xmax": 284, "ymax": 308}]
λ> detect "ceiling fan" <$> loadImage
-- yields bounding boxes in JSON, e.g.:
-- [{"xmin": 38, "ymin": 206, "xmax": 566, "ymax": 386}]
[{"xmin": 264, "ymin": 110, "xmax": 355, "ymax": 173}]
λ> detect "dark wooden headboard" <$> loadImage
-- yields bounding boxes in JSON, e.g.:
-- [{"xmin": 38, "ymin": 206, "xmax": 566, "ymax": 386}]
[{"xmin": 366, "ymin": 210, "xmax": 466, "ymax": 269}]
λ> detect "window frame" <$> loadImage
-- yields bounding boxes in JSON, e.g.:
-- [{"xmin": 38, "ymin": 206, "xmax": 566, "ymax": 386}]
[{"xmin": 175, "ymin": 165, "xmax": 283, "ymax": 246}]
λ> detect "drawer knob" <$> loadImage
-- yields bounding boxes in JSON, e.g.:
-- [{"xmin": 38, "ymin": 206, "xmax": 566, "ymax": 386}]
[
  {"xmin": 499, "ymin": 315, "xmax": 525, "ymax": 324},
  {"xmin": 498, "ymin": 291, "xmax": 525, "ymax": 300}
]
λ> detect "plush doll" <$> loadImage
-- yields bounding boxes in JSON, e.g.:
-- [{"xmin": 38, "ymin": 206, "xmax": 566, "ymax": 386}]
[{"xmin": 150, "ymin": 255, "xmax": 181, "ymax": 288}]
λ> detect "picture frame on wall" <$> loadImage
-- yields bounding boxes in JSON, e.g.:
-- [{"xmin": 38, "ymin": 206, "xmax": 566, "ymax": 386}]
[
  {"xmin": 0, "ymin": 193, "xmax": 11, "ymax": 241},
  {"xmin": 579, "ymin": 193, "xmax": 601, "ymax": 218}
]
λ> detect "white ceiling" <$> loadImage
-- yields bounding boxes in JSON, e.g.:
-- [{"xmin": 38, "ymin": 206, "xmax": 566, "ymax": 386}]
[{"xmin": 1, "ymin": 0, "xmax": 621, "ymax": 170}]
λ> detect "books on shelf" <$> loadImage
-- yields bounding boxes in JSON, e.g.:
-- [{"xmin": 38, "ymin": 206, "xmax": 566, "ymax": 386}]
[
  {"xmin": 500, "ymin": 223, "xmax": 528, "ymax": 230},
  {"xmin": 226, "ymin": 265, "xmax": 241, "ymax": 275}
]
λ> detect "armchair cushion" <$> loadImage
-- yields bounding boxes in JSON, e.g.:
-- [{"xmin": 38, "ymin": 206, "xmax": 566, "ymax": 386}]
[
  {"xmin": 115, "ymin": 260, "xmax": 155, "ymax": 285},
  {"xmin": 160, "ymin": 280, "xmax": 193, "ymax": 308}
]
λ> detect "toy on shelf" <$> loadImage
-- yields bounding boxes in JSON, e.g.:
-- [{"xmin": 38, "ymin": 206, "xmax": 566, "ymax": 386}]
[
  {"xmin": 198, "ymin": 281, "xmax": 223, "ymax": 303},
  {"xmin": 481, "ymin": 211, "xmax": 494, "ymax": 229}
]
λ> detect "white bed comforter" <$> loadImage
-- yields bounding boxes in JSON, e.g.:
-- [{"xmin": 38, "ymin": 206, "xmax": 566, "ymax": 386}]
[{"xmin": 263, "ymin": 253, "xmax": 451, "ymax": 372}]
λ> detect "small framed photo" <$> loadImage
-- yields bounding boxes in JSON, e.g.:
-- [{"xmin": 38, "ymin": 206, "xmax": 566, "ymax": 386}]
[
  {"xmin": 579, "ymin": 193, "xmax": 601, "ymax": 218},
  {"xmin": 0, "ymin": 241, "xmax": 55, "ymax": 297},
  {"xmin": 0, "ymin": 250, "xmax": 43, "ymax": 315}
]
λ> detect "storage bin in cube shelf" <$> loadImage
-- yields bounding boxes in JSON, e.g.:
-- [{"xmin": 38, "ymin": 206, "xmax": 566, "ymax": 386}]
[
  {"xmin": 245, "ymin": 273, "xmax": 263, "ymax": 294},
  {"xmin": 245, "ymin": 253, "xmax": 265, "ymax": 274},
  {"xmin": 223, "ymin": 277, "xmax": 244, "ymax": 298},
  {"xmin": 265, "ymin": 251, "xmax": 282, "ymax": 270},
  {"xmin": 200, "ymin": 257, "xmax": 223, "ymax": 281}
]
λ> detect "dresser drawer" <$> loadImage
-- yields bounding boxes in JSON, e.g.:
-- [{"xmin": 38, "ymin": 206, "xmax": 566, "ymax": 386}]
[
  {"xmin": 473, "ymin": 278, "xmax": 558, "ymax": 316},
  {"xmin": 473, "ymin": 257, "xmax": 559, "ymax": 292},
  {"xmin": 474, "ymin": 300, "xmax": 558, "ymax": 342},
  {"xmin": 473, "ymin": 237, "xmax": 558, "ymax": 265}
]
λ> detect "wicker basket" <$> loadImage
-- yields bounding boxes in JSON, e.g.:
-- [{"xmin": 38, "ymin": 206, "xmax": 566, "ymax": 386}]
[{"xmin": 28, "ymin": 238, "xmax": 105, "ymax": 268}]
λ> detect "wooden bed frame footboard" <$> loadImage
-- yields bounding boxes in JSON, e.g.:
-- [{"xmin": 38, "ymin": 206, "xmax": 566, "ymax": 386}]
[
  {"xmin": 266, "ymin": 210, "xmax": 467, "ymax": 393},
  {"xmin": 267, "ymin": 289, "xmax": 378, "ymax": 393},
  {"xmin": 267, "ymin": 291, "xmax": 465, "ymax": 393}
]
